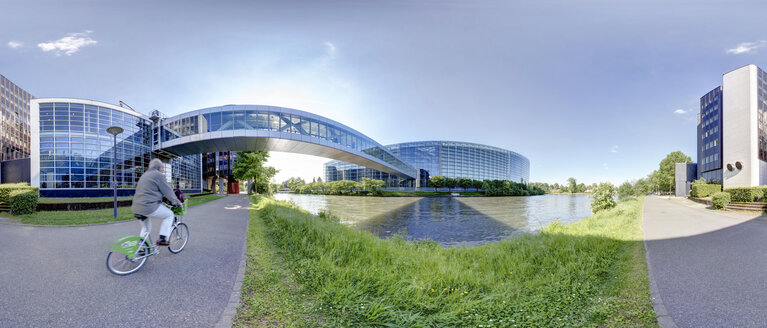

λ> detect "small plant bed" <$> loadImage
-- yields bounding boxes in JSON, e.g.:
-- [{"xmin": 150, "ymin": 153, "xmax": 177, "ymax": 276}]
[{"xmin": 9, "ymin": 194, "xmax": 223, "ymax": 225}]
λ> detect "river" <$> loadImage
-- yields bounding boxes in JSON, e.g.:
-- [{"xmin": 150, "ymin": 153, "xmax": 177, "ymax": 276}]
[{"xmin": 273, "ymin": 193, "xmax": 593, "ymax": 246}]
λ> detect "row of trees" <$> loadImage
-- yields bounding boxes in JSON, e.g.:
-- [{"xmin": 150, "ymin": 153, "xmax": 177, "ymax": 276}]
[
  {"xmin": 613, "ymin": 151, "xmax": 693, "ymax": 198},
  {"xmin": 529, "ymin": 178, "xmax": 598, "ymax": 194},
  {"xmin": 428, "ymin": 176, "xmax": 545, "ymax": 196},
  {"xmin": 292, "ymin": 178, "xmax": 387, "ymax": 195}
]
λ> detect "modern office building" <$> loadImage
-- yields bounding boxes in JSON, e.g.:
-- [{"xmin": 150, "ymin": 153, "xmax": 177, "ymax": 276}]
[
  {"xmin": 694, "ymin": 64, "xmax": 767, "ymax": 189},
  {"xmin": 325, "ymin": 140, "xmax": 530, "ymax": 187},
  {"xmin": 13, "ymin": 80, "xmax": 531, "ymax": 197},
  {"xmin": 30, "ymin": 98, "xmax": 202, "ymax": 197},
  {"xmin": 698, "ymin": 86, "xmax": 723, "ymax": 184},
  {"xmin": 0, "ymin": 74, "xmax": 32, "ymax": 161}
]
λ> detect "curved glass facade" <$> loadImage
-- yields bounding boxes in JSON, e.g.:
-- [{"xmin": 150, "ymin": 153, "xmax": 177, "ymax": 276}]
[
  {"xmin": 325, "ymin": 141, "xmax": 530, "ymax": 186},
  {"xmin": 32, "ymin": 99, "xmax": 201, "ymax": 197},
  {"xmin": 158, "ymin": 105, "xmax": 416, "ymax": 178}
]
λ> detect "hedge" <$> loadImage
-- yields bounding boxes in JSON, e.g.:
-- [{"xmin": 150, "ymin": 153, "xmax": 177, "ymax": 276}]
[
  {"xmin": 725, "ymin": 187, "xmax": 764, "ymax": 202},
  {"xmin": 0, "ymin": 182, "xmax": 33, "ymax": 203},
  {"xmin": 9, "ymin": 188, "xmax": 39, "ymax": 215},
  {"xmin": 691, "ymin": 184, "xmax": 721, "ymax": 198},
  {"xmin": 712, "ymin": 192, "xmax": 731, "ymax": 209}
]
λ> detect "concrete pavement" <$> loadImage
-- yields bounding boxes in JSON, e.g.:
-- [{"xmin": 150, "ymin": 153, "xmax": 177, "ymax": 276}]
[
  {"xmin": 644, "ymin": 196, "xmax": 767, "ymax": 328},
  {"xmin": 0, "ymin": 195, "xmax": 249, "ymax": 328}
]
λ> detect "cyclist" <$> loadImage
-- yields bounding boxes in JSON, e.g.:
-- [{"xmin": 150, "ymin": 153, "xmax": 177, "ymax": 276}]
[{"xmin": 132, "ymin": 158, "xmax": 182, "ymax": 246}]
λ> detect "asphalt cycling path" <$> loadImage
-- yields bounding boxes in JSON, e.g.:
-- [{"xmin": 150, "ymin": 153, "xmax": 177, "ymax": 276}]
[
  {"xmin": 644, "ymin": 196, "xmax": 767, "ymax": 328},
  {"xmin": 0, "ymin": 195, "xmax": 249, "ymax": 328}
]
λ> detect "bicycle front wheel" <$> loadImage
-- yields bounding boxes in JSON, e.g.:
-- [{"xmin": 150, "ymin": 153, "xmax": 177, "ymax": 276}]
[
  {"xmin": 106, "ymin": 240, "xmax": 149, "ymax": 275},
  {"xmin": 168, "ymin": 223, "xmax": 189, "ymax": 254}
]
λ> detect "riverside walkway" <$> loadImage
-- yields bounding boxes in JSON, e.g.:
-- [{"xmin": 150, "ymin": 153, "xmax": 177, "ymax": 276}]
[
  {"xmin": 0, "ymin": 195, "xmax": 249, "ymax": 328},
  {"xmin": 644, "ymin": 196, "xmax": 767, "ymax": 328}
]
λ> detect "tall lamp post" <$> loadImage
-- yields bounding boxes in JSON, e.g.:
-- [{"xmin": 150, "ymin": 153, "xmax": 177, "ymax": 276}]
[{"xmin": 107, "ymin": 126, "xmax": 124, "ymax": 219}]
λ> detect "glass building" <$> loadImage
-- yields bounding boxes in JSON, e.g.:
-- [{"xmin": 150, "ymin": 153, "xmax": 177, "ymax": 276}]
[
  {"xmin": 0, "ymin": 74, "xmax": 32, "ymax": 161},
  {"xmin": 30, "ymin": 99, "xmax": 202, "ymax": 197},
  {"xmin": 698, "ymin": 86, "xmax": 723, "ymax": 184},
  {"xmin": 325, "ymin": 141, "xmax": 530, "ymax": 186}
]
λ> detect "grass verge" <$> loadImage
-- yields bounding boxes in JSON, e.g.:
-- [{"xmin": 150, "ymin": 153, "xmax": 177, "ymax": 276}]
[
  {"xmin": 238, "ymin": 195, "xmax": 656, "ymax": 327},
  {"xmin": 234, "ymin": 196, "xmax": 327, "ymax": 327},
  {"xmin": 13, "ymin": 194, "xmax": 223, "ymax": 225}
]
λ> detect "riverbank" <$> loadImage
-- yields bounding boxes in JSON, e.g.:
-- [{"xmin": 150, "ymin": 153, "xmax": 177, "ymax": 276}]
[
  {"xmin": 287, "ymin": 191, "xmax": 486, "ymax": 197},
  {"xmin": 235, "ymin": 196, "xmax": 656, "ymax": 327}
]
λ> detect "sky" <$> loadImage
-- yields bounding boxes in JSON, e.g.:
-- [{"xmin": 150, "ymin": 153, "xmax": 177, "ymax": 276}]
[{"xmin": 2, "ymin": 0, "xmax": 767, "ymax": 185}]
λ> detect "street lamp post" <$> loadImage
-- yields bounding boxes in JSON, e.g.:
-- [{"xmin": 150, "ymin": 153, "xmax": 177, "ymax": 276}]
[{"xmin": 106, "ymin": 126, "xmax": 124, "ymax": 219}]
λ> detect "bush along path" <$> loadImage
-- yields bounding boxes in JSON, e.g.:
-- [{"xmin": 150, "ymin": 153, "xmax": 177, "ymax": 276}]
[{"xmin": 235, "ymin": 196, "xmax": 657, "ymax": 327}]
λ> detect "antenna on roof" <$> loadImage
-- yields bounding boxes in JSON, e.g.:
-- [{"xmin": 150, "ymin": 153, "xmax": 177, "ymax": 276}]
[{"xmin": 118, "ymin": 100, "xmax": 136, "ymax": 112}]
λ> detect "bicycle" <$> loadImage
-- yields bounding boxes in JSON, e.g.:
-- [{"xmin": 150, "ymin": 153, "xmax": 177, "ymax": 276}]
[{"xmin": 106, "ymin": 201, "xmax": 189, "ymax": 275}]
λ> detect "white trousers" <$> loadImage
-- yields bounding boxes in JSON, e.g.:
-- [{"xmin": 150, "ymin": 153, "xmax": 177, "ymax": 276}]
[{"xmin": 139, "ymin": 204, "xmax": 174, "ymax": 239}]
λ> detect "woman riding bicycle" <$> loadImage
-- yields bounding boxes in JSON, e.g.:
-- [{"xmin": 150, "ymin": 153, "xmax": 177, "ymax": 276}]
[{"xmin": 132, "ymin": 158, "xmax": 182, "ymax": 246}]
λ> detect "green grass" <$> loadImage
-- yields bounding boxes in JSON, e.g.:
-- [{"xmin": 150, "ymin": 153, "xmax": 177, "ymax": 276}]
[
  {"xmin": 37, "ymin": 192, "xmax": 213, "ymax": 204},
  {"xmin": 234, "ymin": 197, "xmax": 328, "ymax": 328},
  {"xmin": 237, "ymin": 196, "xmax": 657, "ymax": 327},
  {"xmin": 13, "ymin": 194, "xmax": 224, "ymax": 225},
  {"xmin": 38, "ymin": 196, "xmax": 133, "ymax": 204}
]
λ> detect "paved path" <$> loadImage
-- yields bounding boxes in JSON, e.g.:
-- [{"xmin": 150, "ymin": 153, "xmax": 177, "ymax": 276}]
[
  {"xmin": 0, "ymin": 195, "xmax": 249, "ymax": 328},
  {"xmin": 644, "ymin": 196, "xmax": 767, "ymax": 328}
]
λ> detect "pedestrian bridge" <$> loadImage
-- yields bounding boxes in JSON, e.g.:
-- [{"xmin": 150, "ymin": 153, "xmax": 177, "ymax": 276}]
[{"xmin": 154, "ymin": 105, "xmax": 416, "ymax": 179}]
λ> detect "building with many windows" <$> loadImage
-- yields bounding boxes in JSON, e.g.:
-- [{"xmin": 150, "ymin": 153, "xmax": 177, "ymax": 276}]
[
  {"xmin": 0, "ymin": 74, "xmax": 32, "ymax": 161},
  {"xmin": 691, "ymin": 64, "xmax": 767, "ymax": 189},
  {"xmin": 325, "ymin": 140, "xmax": 530, "ymax": 187},
  {"xmin": 30, "ymin": 98, "xmax": 202, "ymax": 197}
]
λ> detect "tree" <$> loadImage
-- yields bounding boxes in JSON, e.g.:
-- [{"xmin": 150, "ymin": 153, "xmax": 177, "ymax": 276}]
[
  {"xmin": 445, "ymin": 178, "xmax": 458, "ymax": 192},
  {"xmin": 633, "ymin": 178, "xmax": 649, "ymax": 196},
  {"xmin": 591, "ymin": 182, "xmax": 616, "ymax": 213},
  {"xmin": 472, "ymin": 179, "xmax": 484, "ymax": 190},
  {"xmin": 576, "ymin": 183, "xmax": 586, "ymax": 193},
  {"xmin": 232, "ymin": 151, "xmax": 278, "ymax": 194},
  {"xmin": 657, "ymin": 151, "xmax": 692, "ymax": 193},
  {"xmin": 360, "ymin": 178, "xmax": 385, "ymax": 195},
  {"xmin": 617, "ymin": 181, "xmax": 634, "ymax": 199},
  {"xmin": 458, "ymin": 178, "xmax": 473, "ymax": 190},
  {"xmin": 283, "ymin": 177, "xmax": 306, "ymax": 191},
  {"xmin": 567, "ymin": 177, "xmax": 577, "ymax": 193},
  {"xmin": 430, "ymin": 176, "xmax": 446, "ymax": 191}
]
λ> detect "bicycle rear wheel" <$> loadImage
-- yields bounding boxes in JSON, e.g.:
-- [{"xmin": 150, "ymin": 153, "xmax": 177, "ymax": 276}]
[
  {"xmin": 168, "ymin": 223, "xmax": 189, "ymax": 254},
  {"xmin": 106, "ymin": 240, "xmax": 149, "ymax": 275}
]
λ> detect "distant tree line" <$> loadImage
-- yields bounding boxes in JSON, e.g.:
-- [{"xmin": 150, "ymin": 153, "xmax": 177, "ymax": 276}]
[
  {"xmin": 291, "ymin": 178, "xmax": 386, "ymax": 195},
  {"xmin": 428, "ymin": 176, "xmax": 545, "ymax": 196}
]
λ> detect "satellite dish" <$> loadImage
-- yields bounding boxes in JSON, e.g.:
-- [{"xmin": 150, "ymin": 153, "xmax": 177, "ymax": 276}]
[
  {"xmin": 727, "ymin": 163, "xmax": 734, "ymax": 171},
  {"xmin": 736, "ymin": 161, "xmax": 743, "ymax": 170}
]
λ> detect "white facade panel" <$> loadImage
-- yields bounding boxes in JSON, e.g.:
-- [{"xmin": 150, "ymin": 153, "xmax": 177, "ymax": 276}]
[{"xmin": 722, "ymin": 65, "xmax": 759, "ymax": 188}]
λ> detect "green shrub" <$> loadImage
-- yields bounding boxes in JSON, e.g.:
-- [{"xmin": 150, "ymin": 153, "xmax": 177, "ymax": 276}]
[
  {"xmin": 712, "ymin": 192, "xmax": 731, "ymax": 209},
  {"xmin": 590, "ymin": 182, "xmax": 616, "ymax": 213},
  {"xmin": 690, "ymin": 183, "xmax": 721, "ymax": 198},
  {"xmin": 0, "ymin": 182, "xmax": 32, "ymax": 203},
  {"xmin": 725, "ymin": 187, "xmax": 763, "ymax": 202},
  {"xmin": 9, "ymin": 188, "xmax": 38, "ymax": 215}
]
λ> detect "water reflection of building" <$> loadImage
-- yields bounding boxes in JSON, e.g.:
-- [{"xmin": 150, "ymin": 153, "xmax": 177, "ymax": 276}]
[{"xmin": 325, "ymin": 141, "xmax": 530, "ymax": 187}]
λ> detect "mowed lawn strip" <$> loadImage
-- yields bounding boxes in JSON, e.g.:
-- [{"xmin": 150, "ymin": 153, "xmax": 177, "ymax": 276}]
[
  {"xmin": 234, "ymin": 195, "xmax": 327, "ymax": 328},
  {"xmin": 12, "ymin": 194, "xmax": 223, "ymax": 225},
  {"xmin": 237, "ymin": 196, "xmax": 657, "ymax": 327}
]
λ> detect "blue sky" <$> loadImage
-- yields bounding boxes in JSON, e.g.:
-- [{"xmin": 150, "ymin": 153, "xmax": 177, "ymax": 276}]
[{"xmin": 2, "ymin": 0, "xmax": 766, "ymax": 184}]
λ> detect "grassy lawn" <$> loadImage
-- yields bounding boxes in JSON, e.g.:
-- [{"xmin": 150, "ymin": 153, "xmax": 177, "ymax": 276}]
[
  {"xmin": 13, "ymin": 194, "xmax": 223, "ymax": 225},
  {"xmin": 236, "ymin": 196, "xmax": 656, "ymax": 327},
  {"xmin": 38, "ymin": 196, "xmax": 133, "ymax": 204}
]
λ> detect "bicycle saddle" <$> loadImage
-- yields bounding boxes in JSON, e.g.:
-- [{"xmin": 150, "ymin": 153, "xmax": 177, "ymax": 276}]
[{"xmin": 135, "ymin": 214, "xmax": 148, "ymax": 220}]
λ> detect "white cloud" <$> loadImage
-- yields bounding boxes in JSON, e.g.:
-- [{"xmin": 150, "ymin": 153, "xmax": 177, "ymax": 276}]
[
  {"xmin": 7, "ymin": 41, "xmax": 22, "ymax": 49},
  {"xmin": 602, "ymin": 163, "xmax": 609, "ymax": 170},
  {"xmin": 324, "ymin": 42, "xmax": 336, "ymax": 59},
  {"xmin": 674, "ymin": 109, "xmax": 689, "ymax": 115},
  {"xmin": 37, "ymin": 31, "xmax": 97, "ymax": 56},
  {"xmin": 726, "ymin": 41, "xmax": 767, "ymax": 55},
  {"xmin": 610, "ymin": 145, "xmax": 618, "ymax": 153}
]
